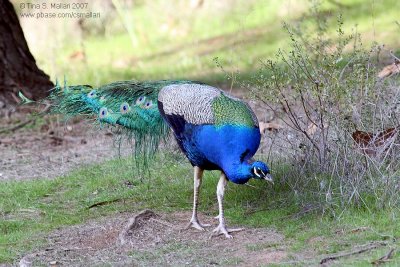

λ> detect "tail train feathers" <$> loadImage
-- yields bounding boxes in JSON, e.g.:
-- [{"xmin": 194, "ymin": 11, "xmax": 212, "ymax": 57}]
[{"xmin": 48, "ymin": 80, "xmax": 188, "ymax": 164}]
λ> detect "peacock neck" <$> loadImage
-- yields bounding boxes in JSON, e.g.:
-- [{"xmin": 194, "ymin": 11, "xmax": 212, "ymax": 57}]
[{"xmin": 222, "ymin": 160, "xmax": 252, "ymax": 184}]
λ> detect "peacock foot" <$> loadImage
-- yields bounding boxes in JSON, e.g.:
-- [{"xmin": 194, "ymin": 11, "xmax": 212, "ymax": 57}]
[
  {"xmin": 186, "ymin": 218, "xmax": 211, "ymax": 231},
  {"xmin": 210, "ymin": 224, "xmax": 244, "ymax": 239}
]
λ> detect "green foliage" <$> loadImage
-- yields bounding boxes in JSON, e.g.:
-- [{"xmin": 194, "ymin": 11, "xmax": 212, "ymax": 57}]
[{"xmin": 30, "ymin": 0, "xmax": 400, "ymax": 86}]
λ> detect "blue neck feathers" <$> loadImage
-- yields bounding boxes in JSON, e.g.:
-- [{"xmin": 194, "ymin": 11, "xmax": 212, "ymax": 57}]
[{"xmin": 222, "ymin": 161, "xmax": 253, "ymax": 184}]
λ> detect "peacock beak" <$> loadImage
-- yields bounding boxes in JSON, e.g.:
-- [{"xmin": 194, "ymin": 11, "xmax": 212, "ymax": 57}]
[{"xmin": 264, "ymin": 173, "xmax": 274, "ymax": 184}]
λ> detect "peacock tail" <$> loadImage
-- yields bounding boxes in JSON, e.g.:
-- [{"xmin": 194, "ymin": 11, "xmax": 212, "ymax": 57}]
[{"xmin": 47, "ymin": 80, "xmax": 200, "ymax": 166}]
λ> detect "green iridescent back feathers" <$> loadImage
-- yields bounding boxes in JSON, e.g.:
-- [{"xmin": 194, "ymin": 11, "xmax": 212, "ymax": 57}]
[
  {"xmin": 211, "ymin": 94, "xmax": 256, "ymax": 127},
  {"xmin": 48, "ymin": 80, "xmax": 197, "ymax": 166}
]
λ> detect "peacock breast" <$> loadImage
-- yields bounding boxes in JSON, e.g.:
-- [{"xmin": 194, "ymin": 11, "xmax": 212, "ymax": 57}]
[{"xmin": 185, "ymin": 124, "xmax": 261, "ymax": 170}]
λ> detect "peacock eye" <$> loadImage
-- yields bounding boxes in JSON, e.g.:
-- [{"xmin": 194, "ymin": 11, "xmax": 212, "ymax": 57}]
[
  {"xmin": 87, "ymin": 90, "xmax": 96, "ymax": 98},
  {"xmin": 120, "ymin": 102, "xmax": 130, "ymax": 114},
  {"xmin": 253, "ymin": 167, "xmax": 262, "ymax": 178},
  {"xmin": 99, "ymin": 107, "xmax": 107, "ymax": 118},
  {"xmin": 136, "ymin": 96, "xmax": 145, "ymax": 105},
  {"xmin": 143, "ymin": 100, "xmax": 153, "ymax": 109}
]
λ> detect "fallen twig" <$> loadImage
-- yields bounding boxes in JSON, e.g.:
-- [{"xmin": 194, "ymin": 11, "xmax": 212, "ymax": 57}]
[
  {"xmin": 350, "ymin": 226, "xmax": 369, "ymax": 233},
  {"xmin": 320, "ymin": 241, "xmax": 388, "ymax": 264},
  {"xmin": 86, "ymin": 198, "xmax": 124, "ymax": 209},
  {"xmin": 244, "ymin": 183, "xmax": 257, "ymax": 189},
  {"xmin": 281, "ymin": 204, "xmax": 321, "ymax": 220},
  {"xmin": 0, "ymin": 104, "xmax": 51, "ymax": 134},
  {"xmin": 371, "ymin": 248, "xmax": 396, "ymax": 265},
  {"xmin": 0, "ymin": 119, "xmax": 34, "ymax": 134}
]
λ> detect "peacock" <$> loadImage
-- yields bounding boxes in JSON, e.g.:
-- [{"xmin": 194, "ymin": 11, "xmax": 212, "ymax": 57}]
[{"xmin": 45, "ymin": 80, "xmax": 273, "ymax": 238}]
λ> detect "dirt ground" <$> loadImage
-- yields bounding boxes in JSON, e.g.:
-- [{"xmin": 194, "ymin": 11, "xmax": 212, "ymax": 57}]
[
  {"xmin": 0, "ymin": 113, "xmax": 132, "ymax": 181},
  {"xmin": 16, "ymin": 210, "xmax": 290, "ymax": 267}
]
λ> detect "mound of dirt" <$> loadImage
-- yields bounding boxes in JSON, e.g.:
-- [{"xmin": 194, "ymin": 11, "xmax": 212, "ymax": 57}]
[{"xmin": 18, "ymin": 210, "xmax": 286, "ymax": 266}]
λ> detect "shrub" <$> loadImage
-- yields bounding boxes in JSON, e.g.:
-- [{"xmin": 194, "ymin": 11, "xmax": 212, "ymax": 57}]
[{"xmin": 241, "ymin": 4, "xmax": 399, "ymax": 212}]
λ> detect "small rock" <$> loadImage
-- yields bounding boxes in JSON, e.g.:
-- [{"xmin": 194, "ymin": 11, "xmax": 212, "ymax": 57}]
[
  {"xmin": 19, "ymin": 256, "xmax": 32, "ymax": 267},
  {"xmin": 123, "ymin": 180, "xmax": 136, "ymax": 188}
]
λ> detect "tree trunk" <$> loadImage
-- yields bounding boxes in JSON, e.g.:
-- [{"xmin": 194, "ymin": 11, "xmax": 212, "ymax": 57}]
[{"xmin": 0, "ymin": 0, "xmax": 53, "ymax": 107}]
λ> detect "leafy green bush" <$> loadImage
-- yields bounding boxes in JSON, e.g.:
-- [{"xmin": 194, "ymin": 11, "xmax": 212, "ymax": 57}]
[{"xmin": 245, "ymin": 4, "xmax": 399, "ymax": 212}]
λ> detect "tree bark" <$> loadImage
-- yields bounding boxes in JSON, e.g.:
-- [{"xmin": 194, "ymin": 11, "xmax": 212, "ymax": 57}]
[{"xmin": 0, "ymin": 0, "xmax": 53, "ymax": 107}]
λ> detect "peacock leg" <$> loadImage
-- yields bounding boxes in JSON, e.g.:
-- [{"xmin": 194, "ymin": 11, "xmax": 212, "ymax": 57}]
[
  {"xmin": 186, "ymin": 166, "xmax": 211, "ymax": 231},
  {"xmin": 211, "ymin": 172, "xmax": 244, "ymax": 239}
]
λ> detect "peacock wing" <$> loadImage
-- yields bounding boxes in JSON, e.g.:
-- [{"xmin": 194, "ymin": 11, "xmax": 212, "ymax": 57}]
[
  {"xmin": 158, "ymin": 83, "xmax": 258, "ymax": 137},
  {"xmin": 158, "ymin": 83, "xmax": 219, "ymax": 136}
]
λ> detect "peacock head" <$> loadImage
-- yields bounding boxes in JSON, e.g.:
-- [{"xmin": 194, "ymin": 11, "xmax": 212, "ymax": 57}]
[{"xmin": 250, "ymin": 161, "xmax": 273, "ymax": 183}]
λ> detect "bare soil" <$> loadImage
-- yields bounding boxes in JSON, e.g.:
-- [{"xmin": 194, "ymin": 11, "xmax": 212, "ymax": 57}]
[
  {"xmin": 17, "ymin": 210, "xmax": 289, "ymax": 267},
  {"xmin": 0, "ymin": 112, "xmax": 131, "ymax": 181}
]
